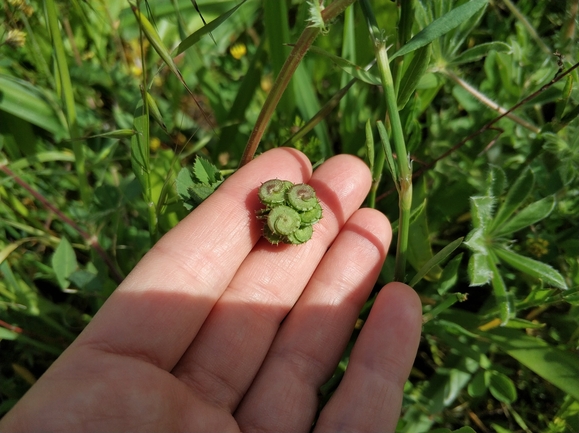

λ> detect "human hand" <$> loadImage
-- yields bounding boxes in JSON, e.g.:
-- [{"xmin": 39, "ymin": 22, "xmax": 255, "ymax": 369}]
[{"xmin": 0, "ymin": 148, "xmax": 421, "ymax": 433}]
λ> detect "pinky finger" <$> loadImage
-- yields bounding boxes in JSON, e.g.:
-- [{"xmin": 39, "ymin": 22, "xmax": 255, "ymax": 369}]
[{"xmin": 314, "ymin": 283, "xmax": 422, "ymax": 433}]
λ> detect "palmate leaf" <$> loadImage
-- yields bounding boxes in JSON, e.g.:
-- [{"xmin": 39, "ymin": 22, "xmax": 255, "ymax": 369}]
[
  {"xmin": 489, "ymin": 166, "xmax": 534, "ymax": 233},
  {"xmin": 494, "ymin": 195, "xmax": 556, "ymax": 237}
]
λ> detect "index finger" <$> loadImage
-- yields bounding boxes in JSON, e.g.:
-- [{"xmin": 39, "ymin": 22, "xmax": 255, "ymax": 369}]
[{"xmin": 70, "ymin": 148, "xmax": 312, "ymax": 371}]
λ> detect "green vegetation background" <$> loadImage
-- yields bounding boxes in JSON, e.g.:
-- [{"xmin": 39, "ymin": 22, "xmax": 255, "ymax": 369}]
[{"xmin": 1, "ymin": 1, "xmax": 578, "ymax": 431}]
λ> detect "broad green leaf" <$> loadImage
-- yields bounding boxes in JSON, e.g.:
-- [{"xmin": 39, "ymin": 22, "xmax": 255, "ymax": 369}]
[
  {"xmin": 494, "ymin": 247, "xmax": 568, "ymax": 290},
  {"xmin": 470, "ymin": 196, "xmax": 495, "ymax": 230},
  {"xmin": 490, "ymin": 167, "xmax": 534, "ymax": 233},
  {"xmin": 409, "ymin": 237, "xmax": 463, "ymax": 287},
  {"xmin": 51, "ymin": 237, "xmax": 78, "ymax": 290},
  {"xmin": 483, "ymin": 327, "xmax": 579, "ymax": 401},
  {"xmin": 450, "ymin": 41, "xmax": 511, "ymax": 65},
  {"xmin": 465, "ymin": 250, "xmax": 493, "ymax": 286},
  {"xmin": 192, "ymin": 158, "xmax": 211, "ymax": 184},
  {"xmin": 199, "ymin": 158, "xmax": 221, "ymax": 184},
  {"xmin": 398, "ymin": 45, "xmax": 431, "ymax": 110},
  {"xmin": 307, "ymin": 46, "xmax": 381, "ymax": 86},
  {"xmin": 0, "ymin": 74, "xmax": 65, "ymax": 135},
  {"xmin": 488, "ymin": 370, "xmax": 517, "ymax": 403},
  {"xmin": 176, "ymin": 0, "xmax": 248, "ymax": 55},
  {"xmin": 468, "ymin": 370, "xmax": 488, "ymax": 397},
  {"xmin": 391, "ymin": 0, "xmax": 488, "ymax": 60},
  {"xmin": 495, "ymin": 195, "xmax": 556, "ymax": 237}
]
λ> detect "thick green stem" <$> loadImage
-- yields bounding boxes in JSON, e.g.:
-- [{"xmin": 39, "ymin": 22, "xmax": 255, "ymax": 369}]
[
  {"xmin": 361, "ymin": 0, "xmax": 412, "ymax": 282},
  {"xmin": 239, "ymin": 0, "xmax": 357, "ymax": 167}
]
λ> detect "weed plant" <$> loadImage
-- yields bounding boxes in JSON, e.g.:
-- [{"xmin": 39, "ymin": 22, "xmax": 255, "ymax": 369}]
[{"xmin": 1, "ymin": 1, "xmax": 578, "ymax": 431}]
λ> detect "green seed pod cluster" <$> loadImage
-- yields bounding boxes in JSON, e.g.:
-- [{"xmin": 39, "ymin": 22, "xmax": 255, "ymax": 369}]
[{"xmin": 257, "ymin": 179, "xmax": 322, "ymax": 245}]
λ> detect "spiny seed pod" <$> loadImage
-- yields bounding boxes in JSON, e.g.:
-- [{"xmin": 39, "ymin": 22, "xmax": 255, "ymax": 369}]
[{"xmin": 257, "ymin": 179, "xmax": 322, "ymax": 245}]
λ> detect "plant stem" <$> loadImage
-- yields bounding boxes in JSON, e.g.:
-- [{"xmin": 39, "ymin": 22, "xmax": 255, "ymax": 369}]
[
  {"xmin": 45, "ymin": 0, "xmax": 90, "ymax": 206},
  {"xmin": 503, "ymin": 0, "xmax": 551, "ymax": 55},
  {"xmin": 361, "ymin": 0, "xmax": 412, "ymax": 283},
  {"xmin": 444, "ymin": 69, "xmax": 540, "ymax": 133},
  {"xmin": 239, "ymin": 0, "xmax": 357, "ymax": 167},
  {"xmin": 0, "ymin": 164, "xmax": 124, "ymax": 284}
]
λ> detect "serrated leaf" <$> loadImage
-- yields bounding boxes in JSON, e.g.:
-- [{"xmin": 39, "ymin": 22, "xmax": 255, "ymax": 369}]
[
  {"xmin": 188, "ymin": 184, "xmax": 218, "ymax": 206},
  {"xmin": 51, "ymin": 237, "xmax": 78, "ymax": 289},
  {"xmin": 176, "ymin": 167, "xmax": 195, "ymax": 197},
  {"xmin": 391, "ymin": 0, "xmax": 488, "ymax": 60},
  {"xmin": 192, "ymin": 157, "xmax": 211, "ymax": 184},
  {"xmin": 450, "ymin": 41, "xmax": 511, "ymax": 65},
  {"xmin": 409, "ymin": 237, "xmax": 463, "ymax": 287},
  {"xmin": 398, "ymin": 45, "xmax": 431, "ymax": 110},
  {"xmin": 198, "ymin": 157, "xmax": 221, "ymax": 184},
  {"xmin": 488, "ymin": 370, "xmax": 517, "ymax": 403},
  {"xmin": 494, "ymin": 247, "xmax": 568, "ymax": 290},
  {"xmin": 307, "ymin": 45, "xmax": 381, "ymax": 86},
  {"xmin": 470, "ymin": 196, "xmax": 495, "ymax": 230},
  {"xmin": 490, "ymin": 167, "xmax": 534, "ymax": 233},
  {"xmin": 468, "ymin": 251, "xmax": 492, "ymax": 286},
  {"xmin": 495, "ymin": 195, "xmax": 556, "ymax": 237}
]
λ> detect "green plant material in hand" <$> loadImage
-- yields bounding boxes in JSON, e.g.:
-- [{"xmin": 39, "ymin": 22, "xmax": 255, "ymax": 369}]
[
  {"xmin": 257, "ymin": 180, "xmax": 322, "ymax": 245},
  {"xmin": 176, "ymin": 157, "xmax": 224, "ymax": 210}
]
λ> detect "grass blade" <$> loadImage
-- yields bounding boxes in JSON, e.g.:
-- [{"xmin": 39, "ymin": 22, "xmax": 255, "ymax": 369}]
[
  {"xmin": 176, "ymin": 0, "xmax": 247, "ymax": 55},
  {"xmin": 409, "ymin": 237, "xmax": 463, "ymax": 287}
]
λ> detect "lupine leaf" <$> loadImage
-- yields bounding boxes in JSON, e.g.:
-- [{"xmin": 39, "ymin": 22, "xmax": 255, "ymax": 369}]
[
  {"xmin": 494, "ymin": 246, "xmax": 568, "ymax": 290},
  {"xmin": 490, "ymin": 167, "xmax": 534, "ymax": 233},
  {"xmin": 494, "ymin": 195, "xmax": 556, "ymax": 237},
  {"xmin": 390, "ymin": 0, "xmax": 488, "ymax": 60}
]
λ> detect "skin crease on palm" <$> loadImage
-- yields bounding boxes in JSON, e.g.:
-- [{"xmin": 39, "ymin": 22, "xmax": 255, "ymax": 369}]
[{"xmin": 0, "ymin": 148, "xmax": 422, "ymax": 433}]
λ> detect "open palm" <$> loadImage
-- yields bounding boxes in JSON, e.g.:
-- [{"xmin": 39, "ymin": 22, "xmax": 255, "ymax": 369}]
[{"xmin": 0, "ymin": 148, "xmax": 421, "ymax": 433}]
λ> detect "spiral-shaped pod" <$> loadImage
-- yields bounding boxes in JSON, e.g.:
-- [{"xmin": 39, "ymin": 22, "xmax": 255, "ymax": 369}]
[
  {"xmin": 257, "ymin": 179, "xmax": 322, "ymax": 245},
  {"xmin": 267, "ymin": 205, "xmax": 301, "ymax": 236},
  {"xmin": 287, "ymin": 184, "xmax": 318, "ymax": 211},
  {"xmin": 286, "ymin": 225, "xmax": 313, "ymax": 244},
  {"xmin": 299, "ymin": 202, "xmax": 323, "ymax": 226},
  {"xmin": 259, "ymin": 179, "xmax": 289, "ymax": 205}
]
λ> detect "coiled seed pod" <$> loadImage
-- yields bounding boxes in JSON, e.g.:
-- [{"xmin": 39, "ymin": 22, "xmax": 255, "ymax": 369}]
[
  {"xmin": 259, "ymin": 179, "xmax": 290, "ymax": 205},
  {"xmin": 267, "ymin": 205, "xmax": 301, "ymax": 236},
  {"xmin": 287, "ymin": 184, "xmax": 318, "ymax": 211},
  {"xmin": 257, "ymin": 179, "xmax": 322, "ymax": 245}
]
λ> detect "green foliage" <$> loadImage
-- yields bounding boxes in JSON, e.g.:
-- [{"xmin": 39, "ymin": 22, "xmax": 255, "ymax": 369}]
[
  {"xmin": 0, "ymin": 0, "xmax": 577, "ymax": 431},
  {"xmin": 176, "ymin": 157, "xmax": 224, "ymax": 210}
]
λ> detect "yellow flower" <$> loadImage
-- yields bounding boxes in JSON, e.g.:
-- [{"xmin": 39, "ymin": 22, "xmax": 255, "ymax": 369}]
[
  {"xmin": 229, "ymin": 43, "xmax": 246, "ymax": 60},
  {"xmin": 150, "ymin": 137, "xmax": 161, "ymax": 152}
]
